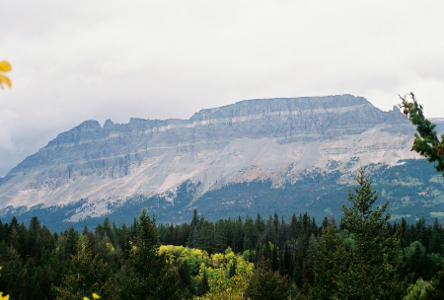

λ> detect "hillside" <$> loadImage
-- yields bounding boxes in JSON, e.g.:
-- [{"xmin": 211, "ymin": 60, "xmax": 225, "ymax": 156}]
[{"xmin": 0, "ymin": 94, "xmax": 437, "ymax": 230}]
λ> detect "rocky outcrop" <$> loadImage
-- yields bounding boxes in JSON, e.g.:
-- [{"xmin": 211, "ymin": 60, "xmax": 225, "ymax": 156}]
[{"xmin": 0, "ymin": 95, "xmax": 419, "ymax": 221}]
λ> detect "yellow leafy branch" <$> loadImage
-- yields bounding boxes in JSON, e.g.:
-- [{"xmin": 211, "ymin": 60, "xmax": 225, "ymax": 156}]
[
  {"xmin": 0, "ymin": 61, "xmax": 12, "ymax": 89},
  {"xmin": 0, "ymin": 267, "xmax": 9, "ymax": 300},
  {"xmin": 83, "ymin": 292, "xmax": 100, "ymax": 300}
]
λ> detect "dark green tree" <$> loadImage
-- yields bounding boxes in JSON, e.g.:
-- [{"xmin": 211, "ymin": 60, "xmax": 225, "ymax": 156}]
[
  {"xmin": 337, "ymin": 167, "xmax": 405, "ymax": 299},
  {"xmin": 52, "ymin": 237, "xmax": 114, "ymax": 300},
  {"xmin": 196, "ymin": 268, "xmax": 209, "ymax": 296},
  {"xmin": 178, "ymin": 260, "xmax": 194, "ymax": 297},
  {"xmin": 423, "ymin": 264, "xmax": 444, "ymax": 299},
  {"xmin": 65, "ymin": 226, "xmax": 79, "ymax": 258},
  {"xmin": 246, "ymin": 259, "xmax": 291, "ymax": 300},
  {"xmin": 307, "ymin": 224, "xmax": 347, "ymax": 300},
  {"xmin": 121, "ymin": 208, "xmax": 178, "ymax": 300},
  {"xmin": 243, "ymin": 215, "xmax": 256, "ymax": 252},
  {"xmin": 430, "ymin": 230, "xmax": 442, "ymax": 254}
]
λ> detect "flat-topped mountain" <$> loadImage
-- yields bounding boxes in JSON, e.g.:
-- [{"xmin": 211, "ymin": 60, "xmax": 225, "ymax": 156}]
[{"xmin": 0, "ymin": 95, "xmax": 430, "ymax": 228}]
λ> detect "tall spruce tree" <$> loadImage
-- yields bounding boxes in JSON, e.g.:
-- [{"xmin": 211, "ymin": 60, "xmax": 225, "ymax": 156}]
[
  {"xmin": 307, "ymin": 224, "xmax": 347, "ymax": 300},
  {"xmin": 121, "ymin": 208, "xmax": 179, "ymax": 300},
  {"xmin": 246, "ymin": 259, "xmax": 292, "ymax": 300},
  {"xmin": 337, "ymin": 167, "xmax": 405, "ymax": 299}
]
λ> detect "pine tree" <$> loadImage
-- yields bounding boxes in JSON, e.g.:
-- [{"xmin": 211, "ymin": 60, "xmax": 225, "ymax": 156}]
[
  {"xmin": 121, "ymin": 208, "xmax": 178, "ymax": 300},
  {"xmin": 337, "ymin": 167, "xmax": 405, "ymax": 299},
  {"xmin": 65, "ymin": 226, "xmax": 78, "ymax": 258},
  {"xmin": 305, "ymin": 234, "xmax": 318, "ymax": 285},
  {"xmin": 246, "ymin": 259, "xmax": 292, "ymax": 300},
  {"xmin": 243, "ymin": 215, "xmax": 256, "ymax": 252},
  {"xmin": 308, "ymin": 224, "xmax": 347, "ymax": 300},
  {"xmin": 430, "ymin": 230, "xmax": 442, "ymax": 254},
  {"xmin": 52, "ymin": 237, "xmax": 113, "ymax": 300},
  {"xmin": 196, "ymin": 268, "xmax": 209, "ymax": 296},
  {"xmin": 254, "ymin": 212, "xmax": 265, "ymax": 234},
  {"xmin": 178, "ymin": 260, "xmax": 193, "ymax": 297},
  {"xmin": 271, "ymin": 244, "xmax": 279, "ymax": 272},
  {"xmin": 190, "ymin": 209, "xmax": 200, "ymax": 228},
  {"xmin": 423, "ymin": 264, "xmax": 444, "ymax": 299},
  {"xmin": 399, "ymin": 92, "xmax": 444, "ymax": 174}
]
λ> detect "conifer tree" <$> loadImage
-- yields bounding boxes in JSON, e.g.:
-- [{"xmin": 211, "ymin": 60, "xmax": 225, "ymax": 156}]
[
  {"xmin": 121, "ymin": 208, "xmax": 179, "ymax": 300},
  {"xmin": 308, "ymin": 224, "xmax": 347, "ymax": 300},
  {"xmin": 65, "ymin": 227, "xmax": 79, "ymax": 258},
  {"xmin": 196, "ymin": 268, "xmax": 209, "ymax": 296},
  {"xmin": 246, "ymin": 259, "xmax": 292, "ymax": 300},
  {"xmin": 399, "ymin": 92, "xmax": 444, "ymax": 174},
  {"xmin": 423, "ymin": 265, "xmax": 444, "ymax": 299},
  {"xmin": 53, "ymin": 237, "xmax": 113, "ymax": 300},
  {"xmin": 338, "ymin": 167, "xmax": 405, "ymax": 299}
]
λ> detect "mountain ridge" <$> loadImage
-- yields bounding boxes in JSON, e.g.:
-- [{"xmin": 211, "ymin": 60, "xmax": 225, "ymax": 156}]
[{"xmin": 0, "ymin": 94, "xmax": 426, "ymax": 226}]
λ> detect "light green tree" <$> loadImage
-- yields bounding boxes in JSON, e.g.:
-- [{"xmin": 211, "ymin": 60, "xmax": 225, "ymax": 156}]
[
  {"xmin": 404, "ymin": 278, "xmax": 430, "ymax": 300},
  {"xmin": 194, "ymin": 252, "xmax": 253, "ymax": 300}
]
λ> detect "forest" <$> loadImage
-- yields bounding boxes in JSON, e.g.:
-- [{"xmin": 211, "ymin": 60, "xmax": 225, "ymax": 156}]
[{"xmin": 0, "ymin": 167, "xmax": 443, "ymax": 299}]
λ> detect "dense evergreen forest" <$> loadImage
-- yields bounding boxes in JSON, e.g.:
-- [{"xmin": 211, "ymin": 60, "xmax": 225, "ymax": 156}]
[{"xmin": 0, "ymin": 168, "xmax": 443, "ymax": 299}]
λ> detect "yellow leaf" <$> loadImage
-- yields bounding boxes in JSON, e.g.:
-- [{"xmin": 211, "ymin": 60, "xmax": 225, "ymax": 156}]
[
  {"xmin": 83, "ymin": 297, "xmax": 90, "ymax": 300},
  {"xmin": 0, "ymin": 292, "xmax": 9, "ymax": 300},
  {"xmin": 0, "ymin": 61, "xmax": 11, "ymax": 72},
  {"xmin": 92, "ymin": 293, "xmax": 100, "ymax": 299},
  {"xmin": 0, "ymin": 75, "xmax": 11, "ymax": 88}
]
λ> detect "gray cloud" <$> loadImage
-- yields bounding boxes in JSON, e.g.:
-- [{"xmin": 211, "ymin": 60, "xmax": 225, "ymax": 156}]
[{"xmin": 0, "ymin": 0, "xmax": 443, "ymax": 176}]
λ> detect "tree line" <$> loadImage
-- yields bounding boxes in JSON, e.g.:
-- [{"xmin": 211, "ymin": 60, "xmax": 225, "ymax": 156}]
[{"xmin": 0, "ymin": 168, "xmax": 443, "ymax": 299}]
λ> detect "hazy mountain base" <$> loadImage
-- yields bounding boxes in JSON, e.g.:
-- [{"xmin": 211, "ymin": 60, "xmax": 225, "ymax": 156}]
[{"xmin": 2, "ymin": 158, "xmax": 444, "ymax": 232}]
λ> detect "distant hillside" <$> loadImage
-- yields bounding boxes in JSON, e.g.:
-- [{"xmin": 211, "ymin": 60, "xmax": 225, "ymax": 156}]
[{"xmin": 1, "ymin": 94, "xmax": 440, "ymax": 230}]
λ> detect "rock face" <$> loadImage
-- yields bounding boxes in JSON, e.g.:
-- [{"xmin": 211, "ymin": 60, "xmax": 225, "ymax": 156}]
[{"xmin": 0, "ymin": 95, "xmax": 419, "ymax": 222}]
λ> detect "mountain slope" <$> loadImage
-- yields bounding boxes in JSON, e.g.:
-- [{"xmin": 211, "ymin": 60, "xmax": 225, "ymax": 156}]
[{"xmin": 0, "ymin": 94, "xmax": 426, "ymax": 228}]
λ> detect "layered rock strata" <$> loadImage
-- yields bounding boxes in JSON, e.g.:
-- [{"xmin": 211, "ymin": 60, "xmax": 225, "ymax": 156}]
[{"xmin": 0, "ymin": 95, "xmax": 419, "ymax": 221}]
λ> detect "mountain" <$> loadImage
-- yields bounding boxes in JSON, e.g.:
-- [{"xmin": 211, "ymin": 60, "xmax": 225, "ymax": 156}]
[{"xmin": 1, "ymin": 94, "xmax": 442, "ymax": 231}]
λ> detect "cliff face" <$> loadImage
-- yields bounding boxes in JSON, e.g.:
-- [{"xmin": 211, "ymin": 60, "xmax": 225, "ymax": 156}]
[{"xmin": 0, "ymin": 95, "xmax": 418, "ymax": 221}]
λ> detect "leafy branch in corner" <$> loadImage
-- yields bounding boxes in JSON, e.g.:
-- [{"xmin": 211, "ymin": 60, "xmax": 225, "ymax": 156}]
[
  {"xmin": 399, "ymin": 92, "xmax": 444, "ymax": 175},
  {"xmin": 0, "ymin": 60, "xmax": 12, "ymax": 89}
]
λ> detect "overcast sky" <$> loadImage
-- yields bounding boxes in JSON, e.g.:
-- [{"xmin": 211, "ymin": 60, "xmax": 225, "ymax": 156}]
[{"xmin": 0, "ymin": 0, "xmax": 443, "ymax": 176}]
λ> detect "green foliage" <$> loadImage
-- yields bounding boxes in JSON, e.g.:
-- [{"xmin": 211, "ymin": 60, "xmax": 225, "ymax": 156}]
[
  {"xmin": 159, "ymin": 245, "xmax": 210, "ymax": 277},
  {"xmin": 194, "ymin": 254, "xmax": 253, "ymax": 300},
  {"xmin": 52, "ymin": 237, "xmax": 114, "ymax": 300},
  {"xmin": 400, "ymin": 93, "xmax": 444, "ymax": 174},
  {"xmin": 404, "ymin": 278, "xmax": 430, "ymax": 300},
  {"xmin": 3, "ymin": 187, "xmax": 444, "ymax": 299},
  {"xmin": 422, "ymin": 264, "xmax": 444, "ymax": 299},
  {"xmin": 120, "ymin": 208, "xmax": 178, "ymax": 300},
  {"xmin": 246, "ymin": 259, "xmax": 292, "ymax": 300},
  {"xmin": 337, "ymin": 167, "xmax": 405, "ymax": 299},
  {"xmin": 196, "ymin": 267, "xmax": 210, "ymax": 296},
  {"xmin": 307, "ymin": 224, "xmax": 347, "ymax": 299}
]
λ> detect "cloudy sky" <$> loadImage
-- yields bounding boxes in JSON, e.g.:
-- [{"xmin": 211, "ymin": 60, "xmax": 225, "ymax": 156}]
[{"xmin": 0, "ymin": 0, "xmax": 443, "ymax": 176}]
